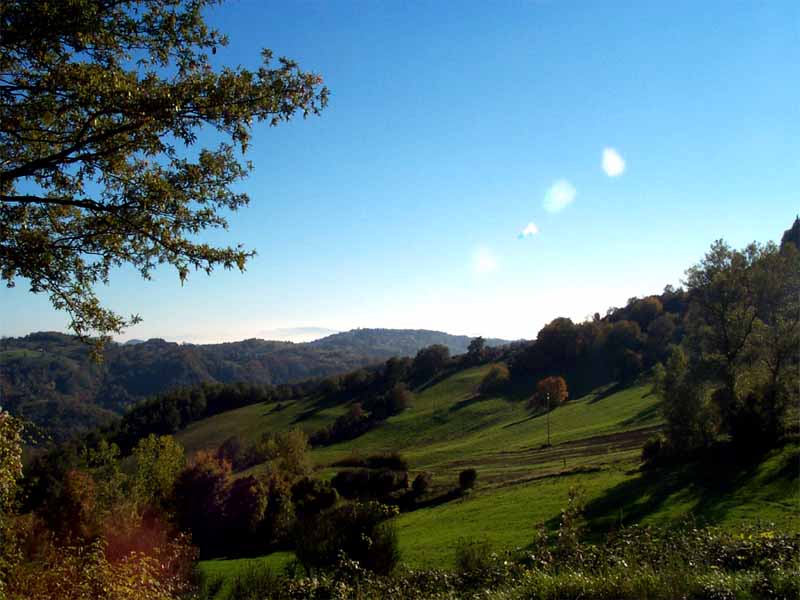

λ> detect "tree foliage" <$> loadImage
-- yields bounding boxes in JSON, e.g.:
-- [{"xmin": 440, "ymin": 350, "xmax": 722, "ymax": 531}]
[
  {"xmin": 412, "ymin": 344, "xmax": 451, "ymax": 380},
  {"xmin": 649, "ymin": 232, "xmax": 799, "ymax": 457},
  {"xmin": 0, "ymin": 330, "xmax": 479, "ymax": 440},
  {"xmin": 535, "ymin": 376, "xmax": 568, "ymax": 408},
  {"xmin": 479, "ymin": 363, "xmax": 510, "ymax": 395},
  {"xmin": 132, "ymin": 434, "xmax": 185, "ymax": 512},
  {"xmin": 458, "ymin": 468, "xmax": 477, "ymax": 491},
  {"xmin": 510, "ymin": 291, "xmax": 685, "ymax": 398},
  {"xmin": 0, "ymin": 0, "xmax": 328, "ymax": 345},
  {"xmin": 294, "ymin": 502, "xmax": 400, "ymax": 575},
  {"xmin": 385, "ymin": 383, "xmax": 413, "ymax": 414},
  {"xmin": 0, "ymin": 412, "xmax": 23, "ymax": 518},
  {"xmin": 467, "ymin": 337, "xmax": 486, "ymax": 364},
  {"xmin": 684, "ymin": 239, "xmax": 799, "ymax": 445},
  {"xmin": 652, "ymin": 347, "xmax": 714, "ymax": 454}
]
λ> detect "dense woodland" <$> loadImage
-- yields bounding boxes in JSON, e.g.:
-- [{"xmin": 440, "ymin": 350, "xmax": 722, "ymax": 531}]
[{"xmin": 0, "ymin": 329, "xmax": 506, "ymax": 441}]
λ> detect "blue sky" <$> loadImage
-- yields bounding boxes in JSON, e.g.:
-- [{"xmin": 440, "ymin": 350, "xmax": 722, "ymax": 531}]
[{"xmin": 2, "ymin": 0, "xmax": 798, "ymax": 343}]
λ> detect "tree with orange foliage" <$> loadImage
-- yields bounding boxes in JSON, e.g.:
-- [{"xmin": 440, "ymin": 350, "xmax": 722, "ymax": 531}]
[{"xmin": 535, "ymin": 376, "xmax": 569, "ymax": 409}]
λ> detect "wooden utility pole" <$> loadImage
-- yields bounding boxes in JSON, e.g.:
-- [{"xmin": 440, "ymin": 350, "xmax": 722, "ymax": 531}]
[{"xmin": 546, "ymin": 392, "xmax": 551, "ymax": 446}]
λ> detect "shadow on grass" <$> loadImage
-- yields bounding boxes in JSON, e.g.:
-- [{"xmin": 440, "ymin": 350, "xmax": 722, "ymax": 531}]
[
  {"xmin": 449, "ymin": 394, "xmax": 484, "ymax": 412},
  {"xmin": 413, "ymin": 488, "xmax": 464, "ymax": 510},
  {"xmin": 620, "ymin": 402, "xmax": 661, "ymax": 427},
  {"xmin": 583, "ymin": 443, "xmax": 792, "ymax": 534},
  {"xmin": 262, "ymin": 402, "xmax": 288, "ymax": 417},
  {"xmin": 586, "ymin": 381, "xmax": 626, "ymax": 404},
  {"xmin": 291, "ymin": 393, "xmax": 347, "ymax": 424},
  {"xmin": 761, "ymin": 447, "xmax": 800, "ymax": 494},
  {"xmin": 501, "ymin": 404, "xmax": 551, "ymax": 430},
  {"xmin": 414, "ymin": 368, "xmax": 460, "ymax": 394}
]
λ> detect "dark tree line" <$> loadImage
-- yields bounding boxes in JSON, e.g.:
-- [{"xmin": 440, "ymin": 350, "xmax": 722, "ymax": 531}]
[
  {"xmin": 648, "ymin": 222, "xmax": 800, "ymax": 461},
  {"xmin": 509, "ymin": 288, "xmax": 688, "ymax": 397}
]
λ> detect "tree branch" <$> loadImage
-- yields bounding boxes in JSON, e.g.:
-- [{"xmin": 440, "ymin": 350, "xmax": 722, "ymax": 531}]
[{"xmin": 0, "ymin": 194, "xmax": 117, "ymax": 213}]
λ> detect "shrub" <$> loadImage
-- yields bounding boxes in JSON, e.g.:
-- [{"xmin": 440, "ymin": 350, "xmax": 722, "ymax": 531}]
[
  {"xmin": 641, "ymin": 434, "xmax": 665, "ymax": 465},
  {"xmin": 291, "ymin": 477, "xmax": 338, "ymax": 518},
  {"xmin": 216, "ymin": 435, "xmax": 243, "ymax": 467},
  {"xmin": 455, "ymin": 539, "xmax": 508, "ymax": 587},
  {"xmin": 330, "ymin": 469, "xmax": 370, "ymax": 499},
  {"xmin": 330, "ymin": 454, "xmax": 366, "ymax": 469},
  {"xmin": 365, "ymin": 452, "xmax": 409, "ymax": 471},
  {"xmin": 330, "ymin": 452, "xmax": 408, "ymax": 471},
  {"xmin": 5, "ymin": 536, "xmax": 196, "ymax": 600},
  {"xmin": 310, "ymin": 404, "xmax": 374, "ymax": 446},
  {"xmin": 227, "ymin": 566, "xmax": 283, "ymax": 600},
  {"xmin": 331, "ymin": 469, "xmax": 407, "ymax": 500},
  {"xmin": 386, "ymin": 383, "xmax": 413, "ymax": 414},
  {"xmin": 479, "ymin": 363, "xmax": 511, "ymax": 395},
  {"xmin": 411, "ymin": 472, "xmax": 432, "ymax": 497},
  {"xmin": 458, "ymin": 468, "xmax": 477, "ymax": 491},
  {"xmin": 455, "ymin": 538, "xmax": 492, "ymax": 574},
  {"xmin": 294, "ymin": 502, "xmax": 400, "ymax": 575}
]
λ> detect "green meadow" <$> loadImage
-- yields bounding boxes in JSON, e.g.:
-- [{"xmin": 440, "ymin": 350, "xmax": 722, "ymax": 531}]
[{"xmin": 193, "ymin": 364, "xmax": 799, "ymax": 584}]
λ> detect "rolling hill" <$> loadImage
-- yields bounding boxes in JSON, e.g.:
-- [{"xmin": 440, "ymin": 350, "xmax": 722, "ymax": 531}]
[
  {"xmin": 178, "ymin": 363, "xmax": 798, "ymax": 585},
  {"xmin": 0, "ymin": 329, "xmax": 508, "ymax": 440}
]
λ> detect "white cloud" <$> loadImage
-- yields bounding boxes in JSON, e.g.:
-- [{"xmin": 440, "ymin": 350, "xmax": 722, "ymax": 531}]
[
  {"xmin": 519, "ymin": 222, "xmax": 540, "ymax": 238},
  {"xmin": 473, "ymin": 247, "xmax": 497, "ymax": 274},
  {"xmin": 602, "ymin": 147, "xmax": 626, "ymax": 177},
  {"xmin": 543, "ymin": 180, "xmax": 577, "ymax": 213}
]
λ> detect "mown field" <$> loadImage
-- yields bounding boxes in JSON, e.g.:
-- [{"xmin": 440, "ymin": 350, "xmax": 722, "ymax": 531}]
[{"xmin": 190, "ymin": 365, "xmax": 799, "ymax": 588}]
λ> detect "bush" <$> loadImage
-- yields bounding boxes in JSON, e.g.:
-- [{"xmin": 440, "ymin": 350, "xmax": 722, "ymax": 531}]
[
  {"xmin": 641, "ymin": 434, "xmax": 665, "ymax": 465},
  {"xmin": 5, "ymin": 536, "xmax": 196, "ymax": 600},
  {"xmin": 365, "ymin": 452, "xmax": 409, "ymax": 471},
  {"xmin": 310, "ymin": 404, "xmax": 374, "ymax": 446},
  {"xmin": 455, "ymin": 538, "xmax": 492, "ymax": 574},
  {"xmin": 330, "ymin": 454, "xmax": 367, "ymax": 469},
  {"xmin": 458, "ymin": 468, "xmax": 477, "ymax": 491},
  {"xmin": 479, "ymin": 364, "xmax": 510, "ymax": 395},
  {"xmin": 331, "ymin": 469, "xmax": 407, "ymax": 500},
  {"xmin": 190, "ymin": 521, "xmax": 800, "ymax": 599},
  {"xmin": 294, "ymin": 502, "xmax": 400, "ymax": 575},
  {"xmin": 386, "ymin": 383, "xmax": 413, "ymax": 414},
  {"xmin": 411, "ymin": 472, "xmax": 432, "ymax": 497},
  {"xmin": 455, "ymin": 539, "xmax": 508, "ymax": 587},
  {"xmin": 291, "ymin": 477, "xmax": 338, "ymax": 518},
  {"xmin": 216, "ymin": 435, "xmax": 243, "ymax": 467},
  {"xmin": 227, "ymin": 566, "xmax": 283, "ymax": 600}
]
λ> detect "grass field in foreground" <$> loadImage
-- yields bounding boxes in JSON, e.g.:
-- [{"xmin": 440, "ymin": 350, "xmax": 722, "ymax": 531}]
[
  {"xmin": 200, "ymin": 441, "xmax": 798, "ymax": 585},
  {"xmin": 396, "ymin": 442, "xmax": 800, "ymax": 568},
  {"xmin": 198, "ymin": 552, "xmax": 294, "ymax": 598}
]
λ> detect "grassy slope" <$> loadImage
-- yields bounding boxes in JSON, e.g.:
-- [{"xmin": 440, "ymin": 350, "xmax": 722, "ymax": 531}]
[
  {"xmin": 397, "ymin": 443, "xmax": 799, "ymax": 567},
  {"xmin": 193, "ymin": 364, "xmax": 799, "ymax": 577},
  {"xmin": 311, "ymin": 367, "xmax": 661, "ymax": 486},
  {"xmin": 176, "ymin": 394, "xmax": 349, "ymax": 452}
]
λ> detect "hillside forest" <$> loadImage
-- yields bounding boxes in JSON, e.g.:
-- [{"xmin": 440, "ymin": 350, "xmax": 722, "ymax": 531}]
[{"xmin": 0, "ymin": 329, "xmax": 506, "ymax": 441}]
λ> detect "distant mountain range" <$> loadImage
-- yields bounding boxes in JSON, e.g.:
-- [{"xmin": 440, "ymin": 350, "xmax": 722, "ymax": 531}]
[{"xmin": 0, "ymin": 328, "xmax": 508, "ymax": 440}]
